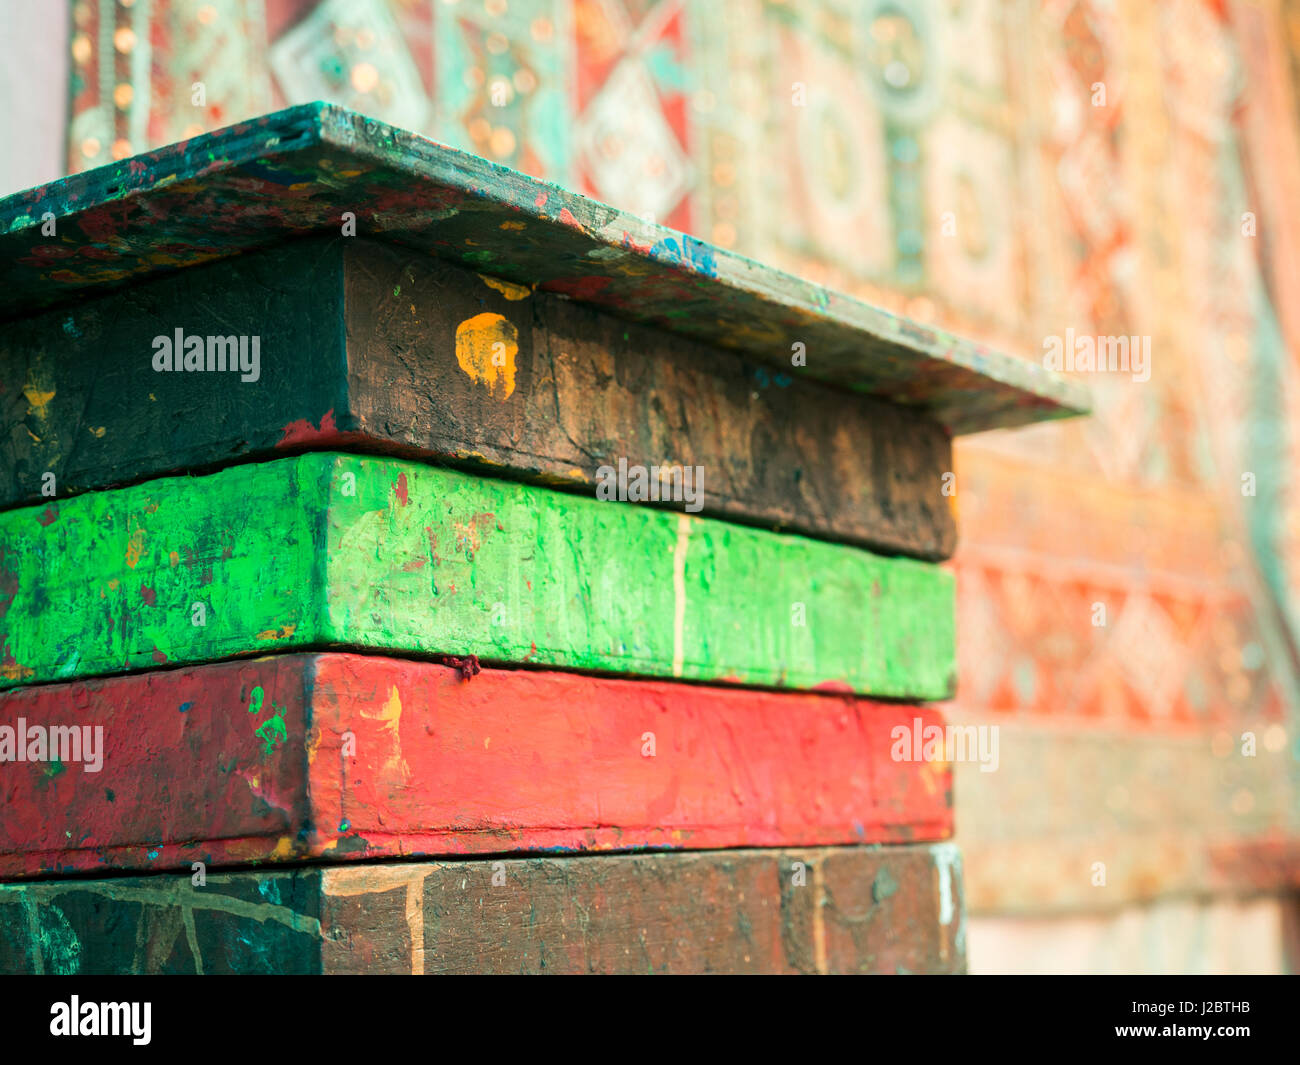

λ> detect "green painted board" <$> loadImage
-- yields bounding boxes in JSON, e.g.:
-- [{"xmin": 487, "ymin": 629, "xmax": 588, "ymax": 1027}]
[{"xmin": 0, "ymin": 453, "xmax": 954, "ymax": 698}]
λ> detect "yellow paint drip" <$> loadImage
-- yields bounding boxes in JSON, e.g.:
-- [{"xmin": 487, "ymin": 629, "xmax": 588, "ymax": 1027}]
[
  {"xmin": 536, "ymin": 467, "xmax": 589, "ymax": 486},
  {"xmin": 124, "ymin": 519, "xmax": 145, "ymax": 569},
  {"xmin": 454, "ymin": 312, "xmax": 519, "ymax": 398},
  {"xmin": 0, "ymin": 660, "xmax": 35, "ymax": 681},
  {"xmin": 254, "ymin": 623, "xmax": 297, "ymax": 641},
  {"xmin": 477, "ymin": 273, "xmax": 531, "ymax": 301},
  {"xmin": 23, "ymin": 386, "xmax": 55, "ymax": 415},
  {"xmin": 360, "ymin": 685, "xmax": 411, "ymax": 784}
]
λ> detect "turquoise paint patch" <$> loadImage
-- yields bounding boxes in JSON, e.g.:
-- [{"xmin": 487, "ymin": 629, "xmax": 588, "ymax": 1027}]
[
  {"xmin": 34, "ymin": 904, "xmax": 82, "ymax": 975},
  {"xmin": 648, "ymin": 234, "xmax": 719, "ymax": 279}
]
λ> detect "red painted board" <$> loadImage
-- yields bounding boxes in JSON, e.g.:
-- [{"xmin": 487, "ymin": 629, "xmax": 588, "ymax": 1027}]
[{"xmin": 0, "ymin": 653, "xmax": 952, "ymax": 880}]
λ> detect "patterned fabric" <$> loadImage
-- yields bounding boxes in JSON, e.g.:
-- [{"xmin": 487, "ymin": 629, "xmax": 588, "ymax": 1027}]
[{"xmin": 64, "ymin": 0, "xmax": 1300, "ymax": 914}]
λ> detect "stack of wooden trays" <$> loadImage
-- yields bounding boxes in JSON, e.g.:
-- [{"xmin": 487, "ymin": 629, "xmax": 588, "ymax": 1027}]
[{"xmin": 0, "ymin": 104, "xmax": 1085, "ymax": 974}]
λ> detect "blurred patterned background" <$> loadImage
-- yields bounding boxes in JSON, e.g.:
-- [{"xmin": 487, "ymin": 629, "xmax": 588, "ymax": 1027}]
[{"xmin": 3, "ymin": 0, "xmax": 1299, "ymax": 972}]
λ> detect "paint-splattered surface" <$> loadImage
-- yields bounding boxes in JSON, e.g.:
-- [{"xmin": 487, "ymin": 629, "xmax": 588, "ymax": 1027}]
[
  {"xmin": 3, "ymin": 236, "xmax": 956, "ymax": 559},
  {"xmin": 0, "ymin": 451, "xmax": 954, "ymax": 698},
  {"xmin": 0, "ymin": 653, "xmax": 952, "ymax": 880},
  {"xmin": 0, "ymin": 845, "xmax": 965, "ymax": 974},
  {"xmin": 0, "ymin": 103, "xmax": 1086, "ymax": 435}
]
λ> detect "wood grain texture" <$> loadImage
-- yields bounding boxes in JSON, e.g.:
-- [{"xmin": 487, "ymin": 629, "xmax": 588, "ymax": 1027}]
[
  {"xmin": 0, "ymin": 103, "xmax": 1088, "ymax": 434},
  {"xmin": 2, "ymin": 237, "xmax": 955, "ymax": 559},
  {"xmin": 0, "ymin": 845, "xmax": 966, "ymax": 974},
  {"xmin": 0, "ymin": 653, "xmax": 952, "ymax": 879},
  {"xmin": 349, "ymin": 240, "xmax": 956, "ymax": 558},
  {"xmin": 0, "ymin": 452, "xmax": 955, "ymax": 697}
]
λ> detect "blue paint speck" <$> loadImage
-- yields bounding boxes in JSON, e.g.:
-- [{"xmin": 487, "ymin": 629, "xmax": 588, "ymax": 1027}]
[{"xmin": 755, "ymin": 367, "xmax": 793, "ymax": 389}]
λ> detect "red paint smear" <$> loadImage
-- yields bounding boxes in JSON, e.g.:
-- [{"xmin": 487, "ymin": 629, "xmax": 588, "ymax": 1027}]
[
  {"xmin": 394, "ymin": 472, "xmax": 409, "ymax": 506},
  {"xmin": 454, "ymin": 512, "xmax": 497, "ymax": 554},
  {"xmin": 557, "ymin": 207, "xmax": 582, "ymax": 230},
  {"xmin": 276, "ymin": 409, "xmax": 338, "ymax": 448},
  {"xmin": 811, "ymin": 680, "xmax": 856, "ymax": 694},
  {"xmin": 140, "ymin": 586, "xmax": 156, "ymax": 606},
  {"xmin": 621, "ymin": 231, "xmax": 653, "ymax": 255},
  {"xmin": 545, "ymin": 275, "xmax": 612, "ymax": 301},
  {"xmin": 534, "ymin": 191, "xmax": 548, "ymax": 208},
  {"xmin": 151, "ymin": 646, "xmax": 168, "ymax": 665},
  {"xmin": 36, "ymin": 506, "xmax": 58, "ymax": 527},
  {"xmin": 0, "ymin": 561, "xmax": 16, "ymax": 619}
]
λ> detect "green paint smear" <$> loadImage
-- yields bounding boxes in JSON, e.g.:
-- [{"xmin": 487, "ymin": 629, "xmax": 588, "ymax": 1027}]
[
  {"xmin": 0, "ymin": 452, "xmax": 954, "ymax": 698},
  {"xmin": 247, "ymin": 685, "xmax": 286, "ymax": 755},
  {"xmin": 255, "ymin": 707, "xmax": 288, "ymax": 756}
]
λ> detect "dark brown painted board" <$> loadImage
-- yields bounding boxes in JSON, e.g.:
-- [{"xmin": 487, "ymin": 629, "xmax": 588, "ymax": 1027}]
[
  {"xmin": 0, "ymin": 103, "xmax": 1088, "ymax": 435},
  {"xmin": 349, "ymin": 239, "xmax": 957, "ymax": 557},
  {"xmin": 0, "ymin": 845, "xmax": 966, "ymax": 974},
  {"xmin": 5, "ymin": 236, "xmax": 956, "ymax": 558}
]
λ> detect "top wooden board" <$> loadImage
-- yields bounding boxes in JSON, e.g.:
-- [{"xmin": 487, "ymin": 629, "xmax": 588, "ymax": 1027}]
[{"xmin": 0, "ymin": 103, "xmax": 1087, "ymax": 436}]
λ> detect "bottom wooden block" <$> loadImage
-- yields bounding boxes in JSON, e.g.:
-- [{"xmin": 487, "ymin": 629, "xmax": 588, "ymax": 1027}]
[{"xmin": 0, "ymin": 844, "xmax": 965, "ymax": 974}]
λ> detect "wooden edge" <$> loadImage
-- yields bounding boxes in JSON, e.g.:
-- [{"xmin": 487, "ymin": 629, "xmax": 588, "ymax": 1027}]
[{"xmin": 0, "ymin": 103, "xmax": 1088, "ymax": 434}]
